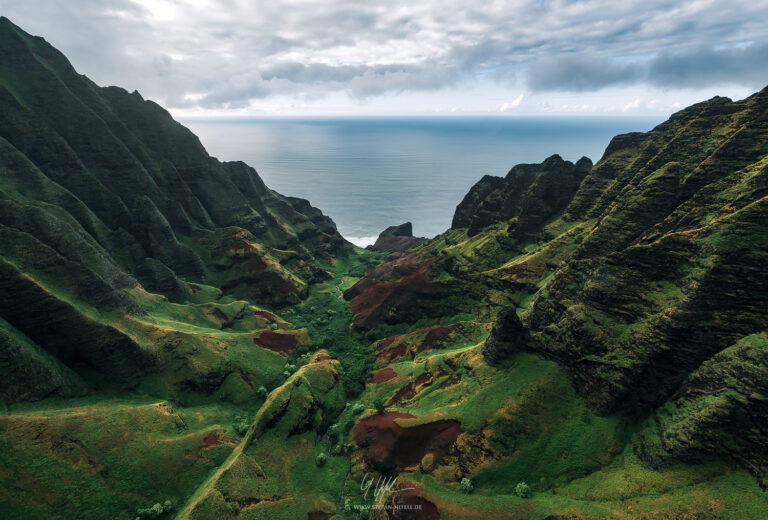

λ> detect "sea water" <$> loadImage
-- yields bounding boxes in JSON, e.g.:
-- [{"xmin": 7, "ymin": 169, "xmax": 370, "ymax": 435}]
[{"xmin": 183, "ymin": 116, "xmax": 662, "ymax": 246}]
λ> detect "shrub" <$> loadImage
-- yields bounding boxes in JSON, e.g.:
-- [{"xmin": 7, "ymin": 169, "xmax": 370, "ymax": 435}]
[
  {"xmin": 514, "ymin": 482, "xmax": 531, "ymax": 499},
  {"xmin": 135, "ymin": 499, "xmax": 173, "ymax": 519},
  {"xmin": 232, "ymin": 413, "xmax": 251, "ymax": 436},
  {"xmin": 350, "ymin": 403, "xmax": 366, "ymax": 416},
  {"xmin": 328, "ymin": 424, "xmax": 340, "ymax": 443},
  {"xmin": 256, "ymin": 386, "xmax": 268, "ymax": 399},
  {"xmin": 316, "ymin": 453, "xmax": 328, "ymax": 467},
  {"xmin": 372, "ymin": 396, "xmax": 387, "ymax": 415},
  {"xmin": 460, "ymin": 477, "xmax": 473, "ymax": 494}
]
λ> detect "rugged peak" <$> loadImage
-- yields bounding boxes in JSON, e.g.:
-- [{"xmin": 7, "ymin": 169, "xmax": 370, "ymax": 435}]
[
  {"xmin": 369, "ymin": 222, "xmax": 427, "ymax": 253},
  {"xmin": 540, "ymin": 153, "xmax": 566, "ymax": 169},
  {"xmin": 453, "ymin": 154, "xmax": 589, "ymax": 236},
  {"xmin": 575, "ymin": 156, "xmax": 593, "ymax": 172},
  {"xmin": 382, "ymin": 222, "xmax": 414, "ymax": 237}
]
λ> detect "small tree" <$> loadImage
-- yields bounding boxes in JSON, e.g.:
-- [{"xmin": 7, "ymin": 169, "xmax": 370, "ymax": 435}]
[
  {"xmin": 315, "ymin": 453, "xmax": 327, "ymax": 467},
  {"xmin": 460, "ymin": 477, "xmax": 473, "ymax": 494},
  {"xmin": 514, "ymin": 482, "xmax": 531, "ymax": 499},
  {"xmin": 328, "ymin": 424, "xmax": 340, "ymax": 444},
  {"xmin": 372, "ymin": 396, "xmax": 387, "ymax": 415},
  {"xmin": 257, "ymin": 386, "xmax": 268, "ymax": 399}
]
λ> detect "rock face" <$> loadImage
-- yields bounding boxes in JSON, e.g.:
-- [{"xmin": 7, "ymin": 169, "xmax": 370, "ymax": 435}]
[
  {"xmin": 635, "ymin": 333, "xmax": 768, "ymax": 485},
  {"xmin": 369, "ymin": 222, "xmax": 427, "ymax": 252},
  {"xmin": 482, "ymin": 307, "xmax": 527, "ymax": 366},
  {"xmin": 452, "ymin": 155, "xmax": 592, "ymax": 236},
  {"xmin": 0, "ymin": 17, "xmax": 350, "ymax": 403}
]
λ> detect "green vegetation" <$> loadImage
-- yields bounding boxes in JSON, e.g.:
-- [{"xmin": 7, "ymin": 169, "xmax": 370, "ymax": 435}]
[{"xmin": 514, "ymin": 482, "xmax": 531, "ymax": 499}]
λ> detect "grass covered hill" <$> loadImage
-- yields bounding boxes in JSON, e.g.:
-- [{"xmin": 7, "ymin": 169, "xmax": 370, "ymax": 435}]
[{"xmin": 1, "ymin": 16, "xmax": 768, "ymax": 520}]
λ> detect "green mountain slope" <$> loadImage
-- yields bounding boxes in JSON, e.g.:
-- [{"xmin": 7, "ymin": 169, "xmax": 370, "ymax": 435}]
[{"xmin": 0, "ymin": 16, "xmax": 351, "ymax": 405}]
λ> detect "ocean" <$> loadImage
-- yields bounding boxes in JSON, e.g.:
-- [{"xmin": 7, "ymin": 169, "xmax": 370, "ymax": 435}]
[{"xmin": 183, "ymin": 116, "xmax": 663, "ymax": 246}]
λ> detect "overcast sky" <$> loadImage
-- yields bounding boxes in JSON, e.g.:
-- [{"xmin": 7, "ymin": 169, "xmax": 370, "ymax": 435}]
[{"xmin": 2, "ymin": 0, "xmax": 768, "ymax": 116}]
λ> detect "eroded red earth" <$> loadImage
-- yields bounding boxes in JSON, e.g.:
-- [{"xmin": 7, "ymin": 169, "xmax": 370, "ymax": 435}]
[
  {"xmin": 369, "ymin": 368, "xmax": 397, "ymax": 384},
  {"xmin": 252, "ymin": 330, "xmax": 300, "ymax": 353},
  {"xmin": 353, "ymin": 412, "xmax": 461, "ymax": 473}
]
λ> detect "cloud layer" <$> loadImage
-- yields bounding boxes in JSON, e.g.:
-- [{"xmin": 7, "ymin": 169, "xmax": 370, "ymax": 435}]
[{"xmin": 3, "ymin": 0, "xmax": 768, "ymax": 113}]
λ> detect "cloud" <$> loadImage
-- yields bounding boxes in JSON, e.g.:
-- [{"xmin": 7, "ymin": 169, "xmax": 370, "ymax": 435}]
[
  {"xmin": 528, "ymin": 42, "xmax": 768, "ymax": 92},
  {"xmin": 527, "ymin": 54, "xmax": 642, "ymax": 91},
  {"xmin": 500, "ymin": 94, "xmax": 524, "ymax": 112},
  {"xmin": 3, "ymin": 0, "xmax": 768, "ymax": 111},
  {"xmin": 649, "ymin": 43, "xmax": 768, "ymax": 89}
]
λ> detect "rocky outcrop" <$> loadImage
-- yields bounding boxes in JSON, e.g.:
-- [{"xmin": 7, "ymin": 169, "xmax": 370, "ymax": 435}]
[
  {"xmin": 452, "ymin": 155, "xmax": 592, "ymax": 236},
  {"xmin": 483, "ymin": 307, "xmax": 527, "ymax": 365},
  {"xmin": 370, "ymin": 222, "xmax": 428, "ymax": 253}
]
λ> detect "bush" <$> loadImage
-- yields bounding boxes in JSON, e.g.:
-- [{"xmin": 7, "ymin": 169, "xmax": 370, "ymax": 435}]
[
  {"xmin": 350, "ymin": 403, "xmax": 366, "ymax": 416},
  {"xmin": 328, "ymin": 424, "xmax": 340, "ymax": 443},
  {"xmin": 135, "ymin": 499, "xmax": 173, "ymax": 519},
  {"xmin": 372, "ymin": 396, "xmax": 387, "ymax": 415},
  {"xmin": 232, "ymin": 413, "xmax": 250, "ymax": 436},
  {"xmin": 256, "ymin": 386, "xmax": 268, "ymax": 399},
  {"xmin": 460, "ymin": 477, "xmax": 473, "ymax": 494},
  {"xmin": 316, "ymin": 453, "xmax": 327, "ymax": 467},
  {"xmin": 514, "ymin": 482, "xmax": 531, "ymax": 499}
]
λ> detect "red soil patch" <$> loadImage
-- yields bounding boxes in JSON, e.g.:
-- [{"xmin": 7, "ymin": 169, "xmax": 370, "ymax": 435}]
[
  {"xmin": 390, "ymin": 372, "xmax": 432, "ymax": 404},
  {"xmin": 348, "ymin": 257, "xmax": 446, "ymax": 329},
  {"xmin": 253, "ymin": 330, "xmax": 300, "ymax": 354},
  {"xmin": 369, "ymin": 368, "xmax": 397, "ymax": 384},
  {"xmin": 396, "ymin": 482, "xmax": 441, "ymax": 520},
  {"xmin": 414, "ymin": 373, "xmax": 432, "ymax": 386},
  {"xmin": 390, "ymin": 382, "xmax": 417, "ymax": 404},
  {"xmin": 203, "ymin": 432, "xmax": 222, "ymax": 448},
  {"xmin": 382, "ymin": 343, "xmax": 408, "ymax": 362},
  {"xmin": 353, "ymin": 412, "xmax": 462, "ymax": 473},
  {"xmin": 422, "ymin": 325, "xmax": 453, "ymax": 349},
  {"xmin": 376, "ymin": 336, "xmax": 397, "ymax": 350},
  {"xmin": 253, "ymin": 310, "xmax": 278, "ymax": 322}
]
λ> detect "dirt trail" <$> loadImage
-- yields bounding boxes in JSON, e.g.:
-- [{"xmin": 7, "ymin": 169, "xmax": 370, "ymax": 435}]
[{"xmin": 174, "ymin": 406, "xmax": 263, "ymax": 520}]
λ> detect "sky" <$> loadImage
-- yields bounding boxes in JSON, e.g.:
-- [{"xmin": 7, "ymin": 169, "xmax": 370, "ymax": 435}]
[{"xmin": 2, "ymin": 0, "xmax": 768, "ymax": 117}]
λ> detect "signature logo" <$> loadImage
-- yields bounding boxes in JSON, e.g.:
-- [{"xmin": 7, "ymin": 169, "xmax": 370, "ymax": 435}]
[{"xmin": 360, "ymin": 473, "xmax": 416, "ymax": 504}]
